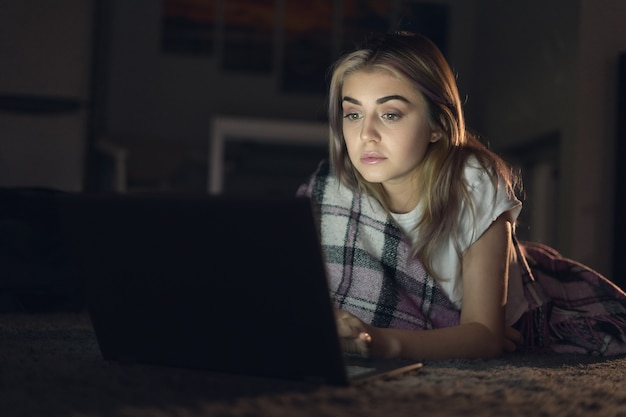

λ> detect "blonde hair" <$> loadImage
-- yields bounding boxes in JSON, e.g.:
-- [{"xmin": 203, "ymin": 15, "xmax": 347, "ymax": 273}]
[{"xmin": 327, "ymin": 32, "xmax": 520, "ymax": 281}]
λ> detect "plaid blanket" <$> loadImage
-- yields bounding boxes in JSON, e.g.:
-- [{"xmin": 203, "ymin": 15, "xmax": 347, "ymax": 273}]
[
  {"xmin": 298, "ymin": 161, "xmax": 626, "ymax": 355},
  {"xmin": 516, "ymin": 241, "xmax": 626, "ymax": 355}
]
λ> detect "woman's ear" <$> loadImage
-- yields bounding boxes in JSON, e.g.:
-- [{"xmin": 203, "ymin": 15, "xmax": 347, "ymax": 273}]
[{"xmin": 430, "ymin": 131, "xmax": 442, "ymax": 143}]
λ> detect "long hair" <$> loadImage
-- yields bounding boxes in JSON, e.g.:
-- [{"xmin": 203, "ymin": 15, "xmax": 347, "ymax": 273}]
[{"xmin": 327, "ymin": 32, "xmax": 520, "ymax": 282}]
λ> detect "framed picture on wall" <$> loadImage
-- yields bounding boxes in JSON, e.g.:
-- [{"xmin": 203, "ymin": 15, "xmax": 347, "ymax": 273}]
[{"xmin": 160, "ymin": 0, "xmax": 449, "ymax": 93}]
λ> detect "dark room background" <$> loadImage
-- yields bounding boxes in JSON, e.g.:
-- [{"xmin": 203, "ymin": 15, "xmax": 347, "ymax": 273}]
[{"xmin": 1, "ymin": 0, "xmax": 625, "ymax": 286}]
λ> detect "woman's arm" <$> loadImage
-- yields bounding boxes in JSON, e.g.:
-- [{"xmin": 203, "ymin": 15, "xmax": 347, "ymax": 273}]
[{"xmin": 336, "ymin": 213, "xmax": 516, "ymax": 360}]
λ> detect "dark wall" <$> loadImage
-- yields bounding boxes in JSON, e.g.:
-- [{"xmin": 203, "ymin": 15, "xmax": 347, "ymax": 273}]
[{"xmin": 614, "ymin": 53, "xmax": 626, "ymax": 288}]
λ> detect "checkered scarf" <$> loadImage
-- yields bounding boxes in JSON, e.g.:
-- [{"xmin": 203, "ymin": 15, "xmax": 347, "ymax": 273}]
[
  {"xmin": 297, "ymin": 161, "xmax": 461, "ymax": 330},
  {"xmin": 298, "ymin": 161, "xmax": 626, "ymax": 355}
]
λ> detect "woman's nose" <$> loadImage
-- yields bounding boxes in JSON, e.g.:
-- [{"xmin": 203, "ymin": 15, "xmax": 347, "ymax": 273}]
[{"xmin": 360, "ymin": 117, "xmax": 381, "ymax": 142}]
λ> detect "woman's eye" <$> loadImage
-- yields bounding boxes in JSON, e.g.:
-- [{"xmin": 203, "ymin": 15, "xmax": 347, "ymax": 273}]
[
  {"xmin": 382, "ymin": 113, "xmax": 401, "ymax": 121},
  {"xmin": 343, "ymin": 113, "xmax": 360, "ymax": 121}
]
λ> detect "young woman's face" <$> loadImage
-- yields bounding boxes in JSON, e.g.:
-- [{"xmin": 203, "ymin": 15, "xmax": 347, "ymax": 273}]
[{"xmin": 341, "ymin": 70, "xmax": 438, "ymax": 198}]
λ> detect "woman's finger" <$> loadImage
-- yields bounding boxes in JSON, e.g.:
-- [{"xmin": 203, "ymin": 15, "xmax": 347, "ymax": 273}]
[
  {"xmin": 340, "ymin": 333, "xmax": 371, "ymax": 357},
  {"xmin": 334, "ymin": 309, "xmax": 364, "ymax": 337}
]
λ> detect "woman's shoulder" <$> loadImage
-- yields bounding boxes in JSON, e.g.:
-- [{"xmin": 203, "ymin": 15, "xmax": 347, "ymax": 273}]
[
  {"xmin": 461, "ymin": 154, "xmax": 519, "ymax": 202},
  {"xmin": 457, "ymin": 155, "xmax": 522, "ymax": 245},
  {"xmin": 462, "ymin": 155, "xmax": 494, "ymax": 191},
  {"xmin": 461, "ymin": 154, "xmax": 519, "ymax": 205}
]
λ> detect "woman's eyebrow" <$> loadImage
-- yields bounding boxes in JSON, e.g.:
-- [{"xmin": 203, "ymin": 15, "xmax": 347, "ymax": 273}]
[
  {"xmin": 342, "ymin": 96, "xmax": 360, "ymax": 105},
  {"xmin": 377, "ymin": 95, "xmax": 410, "ymax": 104},
  {"xmin": 341, "ymin": 95, "xmax": 410, "ymax": 105}
]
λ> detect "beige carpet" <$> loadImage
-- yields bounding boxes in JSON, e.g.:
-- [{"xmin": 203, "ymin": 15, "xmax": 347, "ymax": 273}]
[{"xmin": 2, "ymin": 312, "xmax": 625, "ymax": 417}]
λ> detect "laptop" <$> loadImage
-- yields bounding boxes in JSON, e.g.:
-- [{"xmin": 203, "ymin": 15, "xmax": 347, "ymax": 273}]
[{"xmin": 55, "ymin": 192, "xmax": 422, "ymax": 386}]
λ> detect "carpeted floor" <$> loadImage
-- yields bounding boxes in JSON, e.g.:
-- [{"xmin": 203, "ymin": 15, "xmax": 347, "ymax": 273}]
[{"xmin": 1, "ymin": 312, "xmax": 626, "ymax": 417}]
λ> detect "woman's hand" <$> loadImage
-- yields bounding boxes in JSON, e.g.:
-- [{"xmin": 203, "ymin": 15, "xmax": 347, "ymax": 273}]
[
  {"xmin": 334, "ymin": 309, "xmax": 524, "ymax": 360},
  {"xmin": 334, "ymin": 309, "xmax": 373, "ymax": 357}
]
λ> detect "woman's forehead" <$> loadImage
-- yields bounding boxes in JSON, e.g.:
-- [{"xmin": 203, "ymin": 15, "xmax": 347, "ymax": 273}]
[{"xmin": 341, "ymin": 69, "xmax": 424, "ymax": 101}]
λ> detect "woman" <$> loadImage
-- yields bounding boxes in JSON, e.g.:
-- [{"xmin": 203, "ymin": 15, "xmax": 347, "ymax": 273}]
[{"xmin": 298, "ymin": 32, "xmax": 626, "ymax": 360}]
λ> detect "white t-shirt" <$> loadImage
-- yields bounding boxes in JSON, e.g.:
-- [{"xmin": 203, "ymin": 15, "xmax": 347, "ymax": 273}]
[{"xmin": 391, "ymin": 159, "xmax": 527, "ymax": 325}]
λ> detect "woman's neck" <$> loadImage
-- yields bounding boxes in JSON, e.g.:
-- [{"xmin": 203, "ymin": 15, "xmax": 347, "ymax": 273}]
[{"xmin": 384, "ymin": 183, "xmax": 420, "ymax": 214}]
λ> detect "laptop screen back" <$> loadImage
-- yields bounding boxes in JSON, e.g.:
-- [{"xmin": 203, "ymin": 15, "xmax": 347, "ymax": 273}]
[{"xmin": 56, "ymin": 193, "xmax": 350, "ymax": 385}]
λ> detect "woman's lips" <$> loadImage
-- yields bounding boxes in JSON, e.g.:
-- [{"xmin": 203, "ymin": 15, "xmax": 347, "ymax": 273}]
[{"xmin": 360, "ymin": 152, "xmax": 386, "ymax": 165}]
